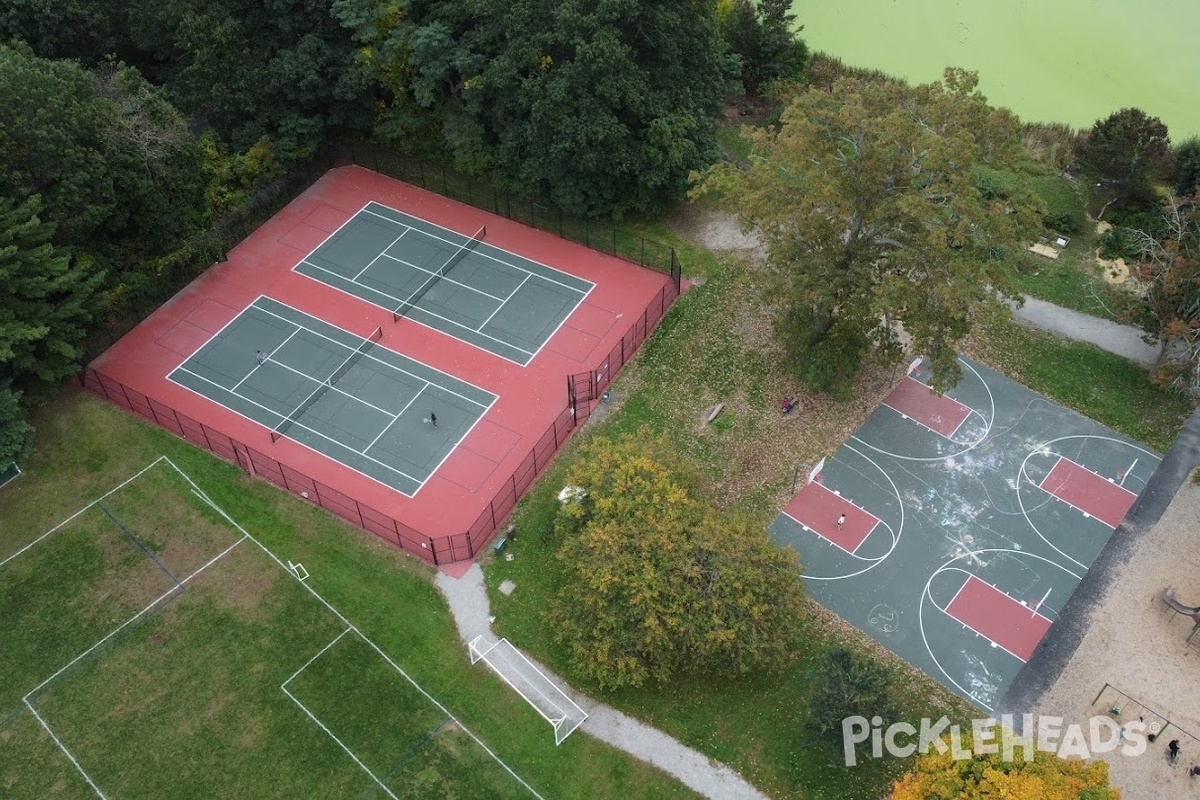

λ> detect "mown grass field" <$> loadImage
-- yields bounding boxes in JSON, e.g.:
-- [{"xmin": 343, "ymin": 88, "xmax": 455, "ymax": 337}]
[{"xmin": 0, "ymin": 392, "xmax": 698, "ymax": 800}]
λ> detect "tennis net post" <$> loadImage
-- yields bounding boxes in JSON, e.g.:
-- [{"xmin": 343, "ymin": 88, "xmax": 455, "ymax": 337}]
[
  {"xmin": 270, "ymin": 326, "xmax": 384, "ymax": 443},
  {"xmin": 393, "ymin": 225, "xmax": 486, "ymax": 322}
]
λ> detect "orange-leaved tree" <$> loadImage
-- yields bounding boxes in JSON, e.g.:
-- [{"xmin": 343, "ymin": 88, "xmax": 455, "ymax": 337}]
[{"xmin": 547, "ymin": 433, "xmax": 807, "ymax": 690}]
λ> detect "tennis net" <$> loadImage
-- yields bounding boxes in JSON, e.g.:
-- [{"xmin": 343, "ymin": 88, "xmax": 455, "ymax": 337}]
[
  {"xmin": 270, "ymin": 327, "xmax": 384, "ymax": 443},
  {"xmin": 393, "ymin": 225, "xmax": 486, "ymax": 322}
]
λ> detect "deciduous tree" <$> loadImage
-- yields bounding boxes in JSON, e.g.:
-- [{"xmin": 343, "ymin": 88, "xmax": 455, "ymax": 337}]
[
  {"xmin": 892, "ymin": 740, "xmax": 1118, "ymax": 799},
  {"xmin": 696, "ymin": 69, "xmax": 1040, "ymax": 393},
  {"xmin": 1076, "ymin": 107, "xmax": 1171, "ymax": 217},
  {"xmin": 1175, "ymin": 137, "xmax": 1200, "ymax": 198},
  {"xmin": 463, "ymin": 0, "xmax": 725, "ymax": 217},
  {"xmin": 1128, "ymin": 192, "xmax": 1200, "ymax": 395},
  {"xmin": 549, "ymin": 434, "xmax": 806, "ymax": 690},
  {"xmin": 719, "ymin": 0, "xmax": 809, "ymax": 95}
]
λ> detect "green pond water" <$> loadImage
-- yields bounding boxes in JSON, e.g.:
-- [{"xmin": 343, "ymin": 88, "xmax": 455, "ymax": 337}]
[{"xmin": 793, "ymin": 0, "xmax": 1199, "ymax": 138}]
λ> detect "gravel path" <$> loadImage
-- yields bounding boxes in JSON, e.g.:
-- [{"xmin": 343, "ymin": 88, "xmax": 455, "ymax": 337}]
[
  {"xmin": 434, "ymin": 565, "xmax": 768, "ymax": 800},
  {"xmin": 1007, "ymin": 296, "xmax": 1159, "ymax": 367}
]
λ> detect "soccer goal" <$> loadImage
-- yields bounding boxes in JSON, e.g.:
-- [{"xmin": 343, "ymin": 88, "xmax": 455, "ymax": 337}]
[{"xmin": 469, "ymin": 636, "xmax": 587, "ymax": 745}]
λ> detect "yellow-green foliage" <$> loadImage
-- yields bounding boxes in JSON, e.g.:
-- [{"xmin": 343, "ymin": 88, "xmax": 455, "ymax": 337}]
[
  {"xmin": 548, "ymin": 433, "xmax": 807, "ymax": 691},
  {"xmin": 892, "ymin": 742, "xmax": 1118, "ymax": 800}
]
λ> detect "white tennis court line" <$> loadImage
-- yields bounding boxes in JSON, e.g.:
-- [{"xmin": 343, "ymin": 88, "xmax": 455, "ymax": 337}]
[
  {"xmin": 252, "ymin": 300, "xmax": 493, "ymax": 408},
  {"xmin": 353, "ymin": 230, "xmax": 411, "ymax": 282},
  {"xmin": 375, "ymin": 251, "xmax": 509, "ymax": 304},
  {"xmin": 360, "ymin": 204, "xmax": 592, "ymax": 294},
  {"xmin": 170, "ymin": 367, "xmax": 426, "ymax": 490},
  {"xmin": 476, "ymin": 273, "xmax": 532, "ymax": 333},
  {"xmin": 177, "ymin": 462, "xmax": 545, "ymax": 800},
  {"xmin": 364, "ymin": 385, "xmax": 426, "ymax": 453},
  {"xmin": 297, "ymin": 260, "xmax": 540, "ymax": 359},
  {"xmin": 232, "ymin": 327, "xmax": 303, "ymax": 392},
  {"xmin": 264, "ymin": 355, "xmax": 401, "ymax": 420}
]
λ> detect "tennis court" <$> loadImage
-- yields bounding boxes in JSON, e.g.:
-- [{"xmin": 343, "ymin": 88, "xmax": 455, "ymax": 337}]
[
  {"xmin": 295, "ymin": 202, "xmax": 593, "ymax": 365},
  {"xmin": 169, "ymin": 296, "xmax": 495, "ymax": 497}
]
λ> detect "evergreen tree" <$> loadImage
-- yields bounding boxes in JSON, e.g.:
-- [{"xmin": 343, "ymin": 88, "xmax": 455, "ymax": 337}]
[{"xmin": 0, "ymin": 196, "xmax": 104, "ymax": 390}]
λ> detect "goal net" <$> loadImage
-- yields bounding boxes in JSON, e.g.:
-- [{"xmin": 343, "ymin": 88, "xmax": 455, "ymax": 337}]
[{"xmin": 469, "ymin": 636, "xmax": 587, "ymax": 745}]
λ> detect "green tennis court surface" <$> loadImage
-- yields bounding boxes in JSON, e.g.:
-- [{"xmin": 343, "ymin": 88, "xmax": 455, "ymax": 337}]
[
  {"xmin": 168, "ymin": 297, "xmax": 495, "ymax": 496},
  {"xmin": 294, "ymin": 202, "xmax": 593, "ymax": 365}
]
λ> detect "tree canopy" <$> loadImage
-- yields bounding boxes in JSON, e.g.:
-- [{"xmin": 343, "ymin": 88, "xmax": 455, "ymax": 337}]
[
  {"xmin": 1130, "ymin": 192, "xmax": 1200, "ymax": 395},
  {"xmin": 1077, "ymin": 107, "xmax": 1171, "ymax": 217},
  {"xmin": 696, "ymin": 69, "xmax": 1041, "ymax": 393},
  {"xmin": 892, "ymin": 741, "xmax": 1118, "ymax": 799},
  {"xmin": 0, "ymin": 196, "xmax": 103, "ymax": 391},
  {"xmin": 547, "ymin": 434, "xmax": 807, "ymax": 690},
  {"xmin": 718, "ymin": 0, "xmax": 809, "ymax": 95}
]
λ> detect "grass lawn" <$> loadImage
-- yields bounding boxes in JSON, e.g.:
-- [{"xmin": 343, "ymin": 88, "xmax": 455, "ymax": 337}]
[
  {"xmin": 482, "ymin": 206, "xmax": 1192, "ymax": 798},
  {"xmin": 0, "ymin": 390, "xmax": 698, "ymax": 800}
]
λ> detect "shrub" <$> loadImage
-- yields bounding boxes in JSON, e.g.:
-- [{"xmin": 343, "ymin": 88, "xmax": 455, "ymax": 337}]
[
  {"xmin": 808, "ymin": 645, "xmax": 896, "ymax": 745},
  {"xmin": 1031, "ymin": 176, "xmax": 1086, "ymax": 233}
]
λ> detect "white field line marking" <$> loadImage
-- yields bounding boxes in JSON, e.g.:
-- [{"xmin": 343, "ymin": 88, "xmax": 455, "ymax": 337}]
[
  {"xmin": 25, "ymin": 702, "xmax": 108, "ymax": 799},
  {"xmin": 232, "ymin": 327, "xmax": 302, "ymax": 392},
  {"xmin": 173, "ymin": 459, "xmax": 545, "ymax": 800},
  {"xmin": 280, "ymin": 685, "xmax": 400, "ymax": 800},
  {"xmin": 0, "ymin": 457, "xmax": 169, "ymax": 570},
  {"xmin": 24, "ymin": 535, "xmax": 247, "ymax": 700},
  {"xmin": 281, "ymin": 627, "xmax": 354, "ymax": 688}
]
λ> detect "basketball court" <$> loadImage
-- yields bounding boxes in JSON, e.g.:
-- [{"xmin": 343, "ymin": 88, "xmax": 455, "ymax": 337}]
[{"xmin": 770, "ymin": 356, "xmax": 1159, "ymax": 710}]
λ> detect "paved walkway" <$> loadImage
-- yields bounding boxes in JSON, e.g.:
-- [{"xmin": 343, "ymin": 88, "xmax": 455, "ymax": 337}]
[
  {"xmin": 434, "ymin": 565, "xmax": 767, "ymax": 800},
  {"xmin": 1008, "ymin": 296, "xmax": 1159, "ymax": 367}
]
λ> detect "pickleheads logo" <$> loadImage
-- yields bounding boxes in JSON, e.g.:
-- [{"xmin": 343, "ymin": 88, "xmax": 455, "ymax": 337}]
[{"xmin": 841, "ymin": 714, "xmax": 1153, "ymax": 766}]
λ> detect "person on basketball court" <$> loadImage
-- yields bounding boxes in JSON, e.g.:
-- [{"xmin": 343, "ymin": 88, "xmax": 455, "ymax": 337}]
[
  {"xmin": 837, "ymin": 513, "xmax": 846, "ymax": 530},
  {"xmin": 430, "ymin": 412, "xmax": 437, "ymax": 428},
  {"xmin": 255, "ymin": 350, "xmax": 266, "ymax": 365}
]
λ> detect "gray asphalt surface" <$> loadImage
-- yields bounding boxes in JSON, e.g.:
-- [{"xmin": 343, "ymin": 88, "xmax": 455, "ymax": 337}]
[{"xmin": 1008, "ymin": 296, "xmax": 1159, "ymax": 367}]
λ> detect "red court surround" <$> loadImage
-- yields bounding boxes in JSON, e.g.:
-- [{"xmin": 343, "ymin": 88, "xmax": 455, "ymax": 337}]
[
  {"xmin": 86, "ymin": 166, "xmax": 677, "ymax": 564},
  {"xmin": 1039, "ymin": 457, "xmax": 1137, "ymax": 529},
  {"xmin": 883, "ymin": 377, "xmax": 971, "ymax": 438},
  {"xmin": 944, "ymin": 575, "xmax": 1052, "ymax": 662},
  {"xmin": 782, "ymin": 481, "xmax": 879, "ymax": 554}
]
